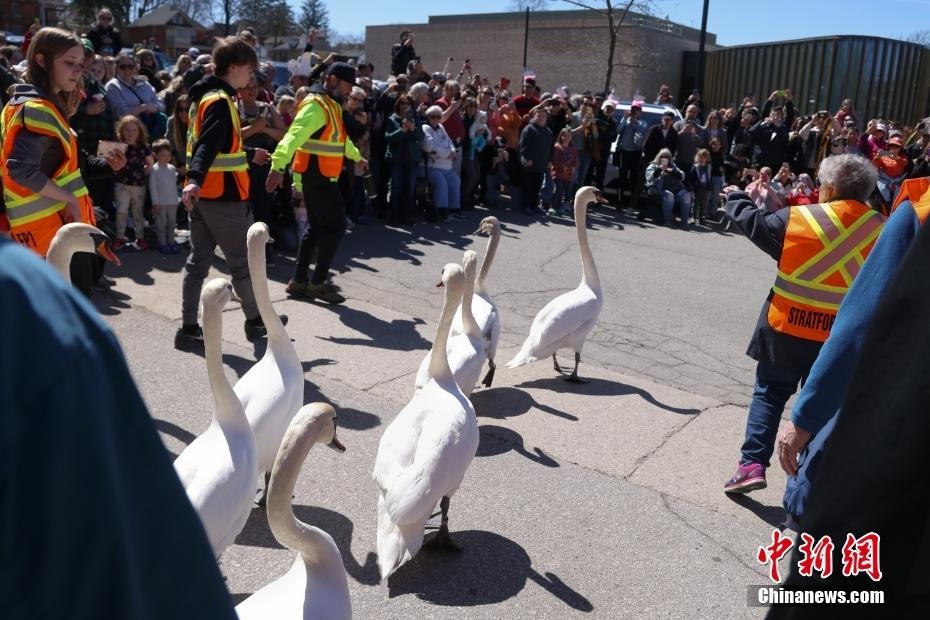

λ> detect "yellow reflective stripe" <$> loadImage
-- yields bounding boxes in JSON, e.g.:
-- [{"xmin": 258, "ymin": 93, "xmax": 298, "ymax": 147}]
[
  {"xmin": 5, "ymin": 169, "xmax": 87, "ymax": 222},
  {"xmin": 23, "ymin": 103, "xmax": 71, "ymax": 148},
  {"xmin": 790, "ymin": 209, "xmax": 880, "ymax": 279},
  {"xmin": 7, "ymin": 201, "xmax": 66, "ymax": 226},
  {"xmin": 301, "ymin": 139, "xmax": 344, "ymax": 155},
  {"xmin": 208, "ymin": 151, "xmax": 247, "ymax": 172},
  {"xmin": 798, "ymin": 205, "xmax": 831, "ymax": 246},
  {"xmin": 772, "ymin": 285, "xmax": 841, "ymax": 311},
  {"xmin": 822, "ymin": 204, "xmax": 847, "ymax": 236},
  {"xmin": 776, "ymin": 271, "xmax": 848, "ymax": 293},
  {"xmin": 811, "ymin": 221, "xmax": 882, "ymax": 285}
]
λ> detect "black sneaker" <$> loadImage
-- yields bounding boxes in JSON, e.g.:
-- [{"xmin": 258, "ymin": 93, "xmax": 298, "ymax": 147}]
[
  {"xmin": 174, "ymin": 324, "xmax": 204, "ymax": 350},
  {"xmin": 244, "ymin": 314, "xmax": 290, "ymax": 340}
]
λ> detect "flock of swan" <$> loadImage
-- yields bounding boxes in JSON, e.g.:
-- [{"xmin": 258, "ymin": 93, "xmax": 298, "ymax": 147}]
[{"xmin": 48, "ymin": 186, "xmax": 607, "ymax": 618}]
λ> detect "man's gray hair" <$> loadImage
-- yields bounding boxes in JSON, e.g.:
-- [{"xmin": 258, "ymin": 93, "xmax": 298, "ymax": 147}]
[
  {"xmin": 409, "ymin": 81, "xmax": 429, "ymax": 99},
  {"xmin": 817, "ymin": 154, "xmax": 878, "ymax": 202}
]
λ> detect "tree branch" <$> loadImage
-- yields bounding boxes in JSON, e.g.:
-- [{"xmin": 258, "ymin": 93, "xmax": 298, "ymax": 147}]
[
  {"xmin": 560, "ymin": 0, "xmax": 611, "ymax": 18},
  {"xmin": 612, "ymin": 0, "xmax": 636, "ymax": 34}
]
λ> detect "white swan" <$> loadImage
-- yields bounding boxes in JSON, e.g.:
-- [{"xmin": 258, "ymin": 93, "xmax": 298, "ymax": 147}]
[
  {"xmin": 174, "ymin": 278, "xmax": 258, "ymax": 557},
  {"xmin": 413, "ymin": 250, "xmax": 485, "ymax": 397},
  {"xmin": 450, "ymin": 216, "xmax": 501, "ymax": 387},
  {"xmin": 235, "ymin": 403, "xmax": 350, "ymax": 620},
  {"xmin": 46, "ymin": 222, "xmax": 120, "ymax": 282},
  {"xmin": 506, "ymin": 187, "xmax": 606, "ymax": 382},
  {"xmin": 374, "ymin": 263, "xmax": 479, "ymax": 581},
  {"xmin": 234, "ymin": 222, "xmax": 303, "ymax": 505}
]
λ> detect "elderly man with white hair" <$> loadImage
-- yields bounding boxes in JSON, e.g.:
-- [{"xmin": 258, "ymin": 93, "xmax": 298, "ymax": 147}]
[{"xmin": 720, "ymin": 154, "xmax": 886, "ymax": 497}]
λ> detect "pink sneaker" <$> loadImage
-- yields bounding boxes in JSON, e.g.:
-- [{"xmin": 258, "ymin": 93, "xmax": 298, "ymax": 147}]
[{"xmin": 724, "ymin": 462, "xmax": 767, "ymax": 494}]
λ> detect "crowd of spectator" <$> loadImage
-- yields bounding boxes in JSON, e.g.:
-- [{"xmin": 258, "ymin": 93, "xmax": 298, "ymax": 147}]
[{"xmin": 2, "ymin": 9, "xmax": 930, "ymax": 272}]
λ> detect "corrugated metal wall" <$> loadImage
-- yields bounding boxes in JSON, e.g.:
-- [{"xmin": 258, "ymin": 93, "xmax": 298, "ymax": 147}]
[{"xmin": 704, "ymin": 36, "xmax": 930, "ymax": 124}]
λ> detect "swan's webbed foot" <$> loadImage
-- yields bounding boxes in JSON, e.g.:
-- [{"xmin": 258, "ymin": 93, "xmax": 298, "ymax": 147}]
[
  {"xmin": 254, "ymin": 471, "xmax": 271, "ymax": 507},
  {"xmin": 424, "ymin": 524, "xmax": 463, "ymax": 551},
  {"xmin": 423, "ymin": 496, "xmax": 462, "ymax": 551},
  {"xmin": 481, "ymin": 360, "xmax": 497, "ymax": 387},
  {"xmin": 552, "ymin": 354, "xmax": 564, "ymax": 374},
  {"xmin": 562, "ymin": 353, "xmax": 588, "ymax": 384}
]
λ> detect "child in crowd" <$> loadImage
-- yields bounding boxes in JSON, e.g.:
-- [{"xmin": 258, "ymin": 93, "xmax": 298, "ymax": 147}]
[
  {"xmin": 548, "ymin": 128, "xmax": 577, "ymax": 216},
  {"xmin": 113, "ymin": 115, "xmax": 154, "ymax": 250},
  {"xmin": 687, "ymin": 148, "xmax": 713, "ymax": 224},
  {"xmin": 349, "ymin": 109, "xmax": 371, "ymax": 228},
  {"xmin": 708, "ymin": 137, "xmax": 726, "ymax": 219},
  {"xmin": 276, "ymin": 95, "xmax": 296, "ymax": 128},
  {"xmin": 786, "ymin": 173, "xmax": 819, "ymax": 206},
  {"xmin": 148, "ymin": 139, "xmax": 179, "ymax": 254},
  {"xmin": 294, "ymin": 86, "xmax": 311, "ymax": 106}
]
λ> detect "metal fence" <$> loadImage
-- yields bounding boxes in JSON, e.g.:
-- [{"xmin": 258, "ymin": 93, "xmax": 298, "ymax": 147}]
[{"xmin": 702, "ymin": 36, "xmax": 930, "ymax": 125}]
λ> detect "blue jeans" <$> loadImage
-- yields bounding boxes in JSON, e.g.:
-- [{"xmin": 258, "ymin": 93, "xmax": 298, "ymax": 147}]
[
  {"xmin": 740, "ymin": 359, "xmax": 807, "ymax": 467},
  {"xmin": 426, "ymin": 166, "xmax": 461, "ymax": 210},
  {"xmin": 541, "ymin": 171, "xmax": 555, "ymax": 207},
  {"xmin": 390, "ymin": 161, "xmax": 417, "ymax": 220},
  {"xmin": 660, "ymin": 189, "xmax": 692, "ymax": 224},
  {"xmin": 574, "ymin": 151, "xmax": 592, "ymax": 193}
]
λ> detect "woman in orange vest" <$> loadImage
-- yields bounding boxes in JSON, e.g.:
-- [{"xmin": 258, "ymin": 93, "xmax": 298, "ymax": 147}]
[
  {"xmin": 0, "ymin": 27, "xmax": 125, "ymax": 297},
  {"xmin": 719, "ymin": 154, "xmax": 885, "ymax": 497}
]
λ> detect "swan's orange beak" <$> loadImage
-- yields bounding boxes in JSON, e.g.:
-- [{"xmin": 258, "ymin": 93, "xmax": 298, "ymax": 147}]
[
  {"xmin": 593, "ymin": 190, "xmax": 608, "ymax": 204},
  {"xmin": 92, "ymin": 234, "xmax": 121, "ymax": 266}
]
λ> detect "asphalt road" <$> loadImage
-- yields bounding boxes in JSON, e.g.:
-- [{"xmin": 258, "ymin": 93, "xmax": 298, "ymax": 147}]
[{"xmin": 95, "ymin": 202, "xmax": 787, "ymax": 618}]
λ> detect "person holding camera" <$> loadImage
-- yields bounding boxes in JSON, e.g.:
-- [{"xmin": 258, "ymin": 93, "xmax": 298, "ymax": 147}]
[
  {"xmin": 383, "ymin": 95, "xmax": 422, "ymax": 225},
  {"xmin": 422, "ymin": 104, "xmax": 462, "ymax": 221},
  {"xmin": 614, "ymin": 103, "xmax": 648, "ymax": 210},
  {"xmin": 391, "ymin": 30, "xmax": 417, "ymax": 78},
  {"xmin": 873, "ymin": 135, "xmax": 909, "ymax": 213},
  {"xmin": 518, "ymin": 107, "xmax": 554, "ymax": 215},
  {"xmin": 645, "ymin": 148, "xmax": 691, "ymax": 227},
  {"xmin": 799, "ymin": 110, "xmax": 840, "ymax": 177}
]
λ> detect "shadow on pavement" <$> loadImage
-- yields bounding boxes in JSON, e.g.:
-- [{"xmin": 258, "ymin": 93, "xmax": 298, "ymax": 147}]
[
  {"xmin": 319, "ymin": 304, "xmax": 430, "ymax": 352},
  {"xmin": 471, "ymin": 386, "xmax": 578, "ymax": 421},
  {"xmin": 515, "ymin": 376, "xmax": 701, "ymax": 415},
  {"xmin": 235, "ymin": 505, "xmax": 380, "ymax": 586},
  {"xmin": 388, "ymin": 529, "xmax": 592, "ymax": 612},
  {"xmin": 154, "ymin": 418, "xmax": 197, "ymax": 446},
  {"xmin": 727, "ymin": 493, "xmax": 788, "ymax": 529},
  {"xmin": 477, "ymin": 424, "xmax": 559, "ymax": 467}
]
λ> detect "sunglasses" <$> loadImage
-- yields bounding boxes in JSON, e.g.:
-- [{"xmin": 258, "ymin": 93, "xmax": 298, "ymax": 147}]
[
  {"xmin": 118, "ymin": 63, "xmax": 135, "ymax": 69},
  {"xmin": 428, "ymin": 114, "xmax": 441, "ymax": 119}
]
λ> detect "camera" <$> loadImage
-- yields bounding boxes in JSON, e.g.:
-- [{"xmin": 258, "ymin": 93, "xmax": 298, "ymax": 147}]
[{"xmin": 431, "ymin": 72, "xmax": 445, "ymax": 82}]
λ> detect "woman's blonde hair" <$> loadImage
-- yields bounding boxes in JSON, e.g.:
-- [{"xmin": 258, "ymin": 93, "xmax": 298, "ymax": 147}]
[
  {"xmin": 694, "ymin": 148, "xmax": 710, "ymax": 164},
  {"xmin": 24, "ymin": 27, "xmax": 83, "ymax": 117},
  {"xmin": 116, "ymin": 114, "xmax": 149, "ymax": 145}
]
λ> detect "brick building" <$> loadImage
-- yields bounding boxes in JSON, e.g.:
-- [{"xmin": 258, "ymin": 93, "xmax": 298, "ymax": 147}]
[
  {"xmin": 365, "ymin": 9, "xmax": 717, "ymax": 100},
  {"xmin": 0, "ymin": 0, "xmax": 66, "ymax": 34},
  {"xmin": 127, "ymin": 5, "xmax": 209, "ymax": 59}
]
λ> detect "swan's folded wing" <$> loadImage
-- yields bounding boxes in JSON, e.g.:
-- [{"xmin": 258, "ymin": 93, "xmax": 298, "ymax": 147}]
[
  {"xmin": 380, "ymin": 404, "xmax": 465, "ymax": 526},
  {"xmin": 525, "ymin": 290, "xmax": 600, "ymax": 355},
  {"xmin": 373, "ymin": 403, "xmax": 428, "ymax": 488}
]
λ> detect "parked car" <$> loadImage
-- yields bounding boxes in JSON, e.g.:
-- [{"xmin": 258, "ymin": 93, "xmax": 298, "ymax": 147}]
[{"xmin": 602, "ymin": 101, "xmax": 683, "ymax": 201}]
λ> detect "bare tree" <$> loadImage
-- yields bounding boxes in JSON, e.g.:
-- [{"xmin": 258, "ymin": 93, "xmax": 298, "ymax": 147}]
[
  {"xmin": 509, "ymin": 0, "xmax": 551, "ymax": 9},
  {"xmin": 559, "ymin": 0, "xmax": 658, "ymax": 95},
  {"xmin": 905, "ymin": 30, "xmax": 930, "ymax": 48},
  {"xmin": 328, "ymin": 31, "xmax": 365, "ymax": 47}
]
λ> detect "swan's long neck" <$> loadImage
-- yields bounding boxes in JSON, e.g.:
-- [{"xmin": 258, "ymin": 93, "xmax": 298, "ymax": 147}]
[
  {"xmin": 203, "ymin": 303, "xmax": 246, "ymax": 428},
  {"xmin": 462, "ymin": 261, "xmax": 481, "ymax": 339},
  {"xmin": 476, "ymin": 227, "xmax": 499, "ymax": 295},
  {"xmin": 429, "ymin": 284, "xmax": 460, "ymax": 382},
  {"xmin": 46, "ymin": 235, "xmax": 74, "ymax": 283},
  {"xmin": 266, "ymin": 418, "xmax": 333, "ymax": 567},
  {"xmin": 247, "ymin": 238, "xmax": 288, "ymax": 346},
  {"xmin": 574, "ymin": 201, "xmax": 600, "ymax": 290}
]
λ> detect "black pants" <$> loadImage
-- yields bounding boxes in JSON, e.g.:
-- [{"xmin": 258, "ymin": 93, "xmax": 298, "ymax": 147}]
[
  {"xmin": 615, "ymin": 149, "xmax": 643, "ymax": 207},
  {"xmin": 294, "ymin": 175, "xmax": 346, "ymax": 285},
  {"xmin": 521, "ymin": 171, "xmax": 544, "ymax": 210},
  {"xmin": 593, "ymin": 145, "xmax": 611, "ymax": 189},
  {"xmin": 248, "ymin": 164, "xmax": 273, "ymax": 226}
]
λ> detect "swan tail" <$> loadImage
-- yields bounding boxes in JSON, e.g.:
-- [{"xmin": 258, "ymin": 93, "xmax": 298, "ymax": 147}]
[
  {"xmin": 377, "ymin": 496, "xmax": 424, "ymax": 581},
  {"xmin": 505, "ymin": 340, "xmax": 538, "ymax": 369}
]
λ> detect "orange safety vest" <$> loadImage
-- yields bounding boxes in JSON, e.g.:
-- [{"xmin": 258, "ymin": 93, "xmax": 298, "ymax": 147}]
[
  {"xmin": 768, "ymin": 200, "xmax": 885, "ymax": 342},
  {"xmin": 891, "ymin": 177, "xmax": 930, "ymax": 225},
  {"xmin": 292, "ymin": 94, "xmax": 346, "ymax": 180},
  {"xmin": 0, "ymin": 97, "xmax": 94, "ymax": 257},
  {"xmin": 186, "ymin": 90, "xmax": 249, "ymax": 200}
]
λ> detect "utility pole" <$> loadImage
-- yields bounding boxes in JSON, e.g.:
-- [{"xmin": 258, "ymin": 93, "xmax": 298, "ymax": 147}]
[
  {"xmin": 522, "ymin": 8, "xmax": 529, "ymax": 70},
  {"xmin": 696, "ymin": 0, "xmax": 710, "ymax": 94}
]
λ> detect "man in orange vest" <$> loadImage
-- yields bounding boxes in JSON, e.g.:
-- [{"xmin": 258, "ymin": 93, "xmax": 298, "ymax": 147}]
[
  {"xmin": 266, "ymin": 62, "xmax": 367, "ymax": 305},
  {"xmin": 176, "ymin": 36, "xmax": 274, "ymax": 350},
  {"xmin": 721, "ymin": 154, "xmax": 885, "ymax": 495}
]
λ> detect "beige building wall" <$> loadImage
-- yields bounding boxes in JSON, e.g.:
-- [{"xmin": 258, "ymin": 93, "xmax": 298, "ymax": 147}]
[{"xmin": 366, "ymin": 10, "xmax": 716, "ymax": 102}]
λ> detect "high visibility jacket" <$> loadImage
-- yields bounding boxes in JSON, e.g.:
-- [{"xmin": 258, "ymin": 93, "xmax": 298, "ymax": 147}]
[
  {"xmin": 187, "ymin": 89, "xmax": 249, "ymax": 200},
  {"xmin": 768, "ymin": 200, "xmax": 884, "ymax": 342},
  {"xmin": 892, "ymin": 177, "xmax": 930, "ymax": 224},
  {"xmin": 292, "ymin": 94, "xmax": 346, "ymax": 179},
  {"xmin": 0, "ymin": 97, "xmax": 94, "ymax": 257}
]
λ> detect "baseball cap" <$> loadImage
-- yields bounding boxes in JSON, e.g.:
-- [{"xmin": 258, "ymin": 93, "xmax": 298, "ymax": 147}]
[
  {"xmin": 662, "ymin": 110, "xmax": 675, "ymax": 119},
  {"xmin": 188, "ymin": 47, "xmax": 200, "ymax": 57},
  {"xmin": 80, "ymin": 37, "xmax": 94, "ymax": 54},
  {"xmin": 326, "ymin": 62, "xmax": 357, "ymax": 84}
]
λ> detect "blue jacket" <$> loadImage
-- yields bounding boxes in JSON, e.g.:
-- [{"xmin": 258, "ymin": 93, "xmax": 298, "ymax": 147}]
[{"xmin": 784, "ymin": 184, "xmax": 929, "ymax": 519}]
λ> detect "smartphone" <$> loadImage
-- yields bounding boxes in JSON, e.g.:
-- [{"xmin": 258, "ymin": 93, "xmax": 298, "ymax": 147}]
[
  {"xmin": 97, "ymin": 140, "xmax": 128, "ymax": 158},
  {"xmin": 775, "ymin": 90, "xmax": 786, "ymax": 97}
]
